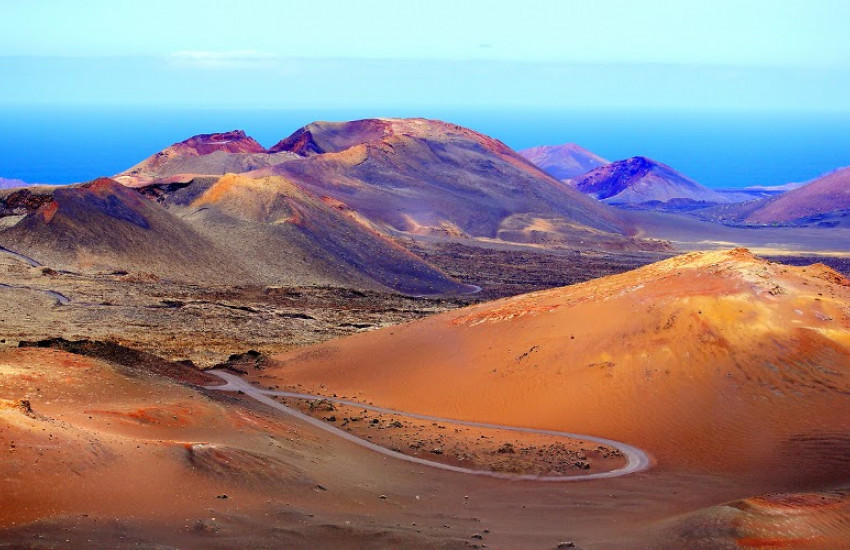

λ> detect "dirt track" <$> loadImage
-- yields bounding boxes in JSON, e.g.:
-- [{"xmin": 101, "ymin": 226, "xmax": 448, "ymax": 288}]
[{"xmin": 208, "ymin": 369, "xmax": 652, "ymax": 481}]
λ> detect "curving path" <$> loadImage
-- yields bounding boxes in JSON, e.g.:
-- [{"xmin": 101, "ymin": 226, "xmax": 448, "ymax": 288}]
[
  {"xmin": 207, "ymin": 370, "xmax": 652, "ymax": 481},
  {"xmin": 0, "ymin": 245, "xmax": 41, "ymax": 267},
  {"xmin": 0, "ymin": 283, "xmax": 70, "ymax": 305},
  {"xmin": 0, "ymin": 246, "xmax": 70, "ymax": 304}
]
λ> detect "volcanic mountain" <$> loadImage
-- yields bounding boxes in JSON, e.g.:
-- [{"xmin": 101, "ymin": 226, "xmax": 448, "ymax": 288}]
[
  {"xmin": 0, "ymin": 178, "xmax": 248, "ymax": 282},
  {"xmin": 255, "ymin": 249, "xmax": 850, "ymax": 484},
  {"xmin": 258, "ymin": 118, "xmax": 641, "ymax": 247},
  {"xmin": 113, "ymin": 119, "xmax": 667, "ymax": 251},
  {"xmin": 708, "ymin": 166, "xmax": 850, "ymax": 225},
  {"xmin": 519, "ymin": 143, "xmax": 609, "ymax": 180},
  {"xmin": 116, "ymin": 130, "xmax": 298, "ymax": 187},
  {"xmin": 150, "ymin": 173, "xmax": 473, "ymax": 294},
  {"xmin": 0, "ymin": 176, "xmax": 469, "ymax": 294},
  {"xmin": 0, "ymin": 119, "xmax": 671, "ymax": 291},
  {"xmin": 572, "ymin": 156, "xmax": 729, "ymax": 207}
]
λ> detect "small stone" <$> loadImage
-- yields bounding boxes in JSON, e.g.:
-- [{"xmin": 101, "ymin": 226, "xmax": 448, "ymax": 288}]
[
  {"xmin": 472, "ymin": 533, "xmax": 484, "ymax": 540},
  {"xmin": 496, "ymin": 443, "xmax": 515, "ymax": 454},
  {"xmin": 556, "ymin": 542, "xmax": 575, "ymax": 549}
]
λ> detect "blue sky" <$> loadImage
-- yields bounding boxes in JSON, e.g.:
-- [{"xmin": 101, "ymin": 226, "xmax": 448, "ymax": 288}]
[{"xmin": 2, "ymin": 0, "xmax": 850, "ymax": 110}]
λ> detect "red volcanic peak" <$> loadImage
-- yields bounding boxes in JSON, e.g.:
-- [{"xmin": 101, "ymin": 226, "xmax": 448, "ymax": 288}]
[
  {"xmin": 84, "ymin": 177, "xmax": 126, "ymax": 194},
  {"xmin": 573, "ymin": 156, "xmax": 727, "ymax": 204},
  {"xmin": 268, "ymin": 127, "xmax": 322, "ymax": 156},
  {"xmin": 174, "ymin": 130, "xmax": 267, "ymax": 155},
  {"xmin": 268, "ymin": 119, "xmax": 391, "ymax": 156}
]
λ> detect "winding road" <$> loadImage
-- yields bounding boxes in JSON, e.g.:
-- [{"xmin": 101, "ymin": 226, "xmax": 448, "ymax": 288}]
[
  {"xmin": 0, "ymin": 283, "xmax": 70, "ymax": 305},
  {"xmin": 207, "ymin": 370, "xmax": 652, "ymax": 481},
  {"xmin": 0, "ymin": 245, "xmax": 42, "ymax": 267},
  {"xmin": 0, "ymin": 246, "xmax": 70, "ymax": 304}
]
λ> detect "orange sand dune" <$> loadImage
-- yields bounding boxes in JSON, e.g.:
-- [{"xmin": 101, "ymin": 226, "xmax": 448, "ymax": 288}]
[
  {"xmin": 257, "ymin": 249, "xmax": 850, "ymax": 485},
  {"xmin": 651, "ymin": 490, "xmax": 850, "ymax": 548}
]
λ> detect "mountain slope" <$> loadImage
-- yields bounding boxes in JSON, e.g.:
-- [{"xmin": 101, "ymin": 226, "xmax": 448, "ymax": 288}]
[
  {"xmin": 519, "ymin": 143, "xmax": 609, "ymax": 180},
  {"xmin": 259, "ymin": 118, "xmax": 641, "ymax": 248},
  {"xmin": 744, "ymin": 166, "xmax": 850, "ymax": 223},
  {"xmin": 257, "ymin": 249, "xmax": 850, "ymax": 484},
  {"xmin": 158, "ymin": 173, "xmax": 473, "ymax": 294},
  {"xmin": 573, "ymin": 156, "xmax": 729, "ymax": 206},
  {"xmin": 0, "ymin": 119, "xmax": 671, "ymax": 290},
  {"xmin": 701, "ymin": 166, "xmax": 850, "ymax": 226}
]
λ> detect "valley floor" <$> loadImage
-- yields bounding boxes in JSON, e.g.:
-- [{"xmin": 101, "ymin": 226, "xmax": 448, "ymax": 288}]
[
  {"xmin": 0, "ymin": 243, "xmax": 671, "ymax": 366},
  {"xmin": 0, "ymin": 346, "xmax": 818, "ymax": 549}
]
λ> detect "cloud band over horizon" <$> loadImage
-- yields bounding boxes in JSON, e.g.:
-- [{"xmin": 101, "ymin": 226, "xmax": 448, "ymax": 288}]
[{"xmin": 1, "ymin": 54, "xmax": 848, "ymax": 112}]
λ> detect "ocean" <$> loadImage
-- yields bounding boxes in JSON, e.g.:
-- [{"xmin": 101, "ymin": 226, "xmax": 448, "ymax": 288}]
[{"xmin": 1, "ymin": 106, "xmax": 849, "ymax": 188}]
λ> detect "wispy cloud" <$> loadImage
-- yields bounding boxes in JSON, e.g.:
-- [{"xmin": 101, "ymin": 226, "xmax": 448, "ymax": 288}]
[{"xmin": 168, "ymin": 50, "xmax": 277, "ymax": 70}]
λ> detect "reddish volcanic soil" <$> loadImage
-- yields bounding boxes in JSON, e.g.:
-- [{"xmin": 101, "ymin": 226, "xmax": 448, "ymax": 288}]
[{"xmin": 0, "ymin": 345, "xmax": 743, "ymax": 549}]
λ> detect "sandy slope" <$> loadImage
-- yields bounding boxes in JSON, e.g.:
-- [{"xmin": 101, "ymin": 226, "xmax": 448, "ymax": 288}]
[
  {"xmin": 256, "ymin": 249, "xmax": 850, "ymax": 485},
  {"xmin": 519, "ymin": 143, "xmax": 609, "ymax": 180},
  {"xmin": 650, "ymin": 490, "xmax": 850, "ymax": 548},
  {"xmin": 701, "ymin": 166, "xmax": 850, "ymax": 225},
  {"xmin": 745, "ymin": 166, "xmax": 850, "ymax": 223},
  {"xmin": 0, "ymin": 346, "xmax": 742, "ymax": 549}
]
